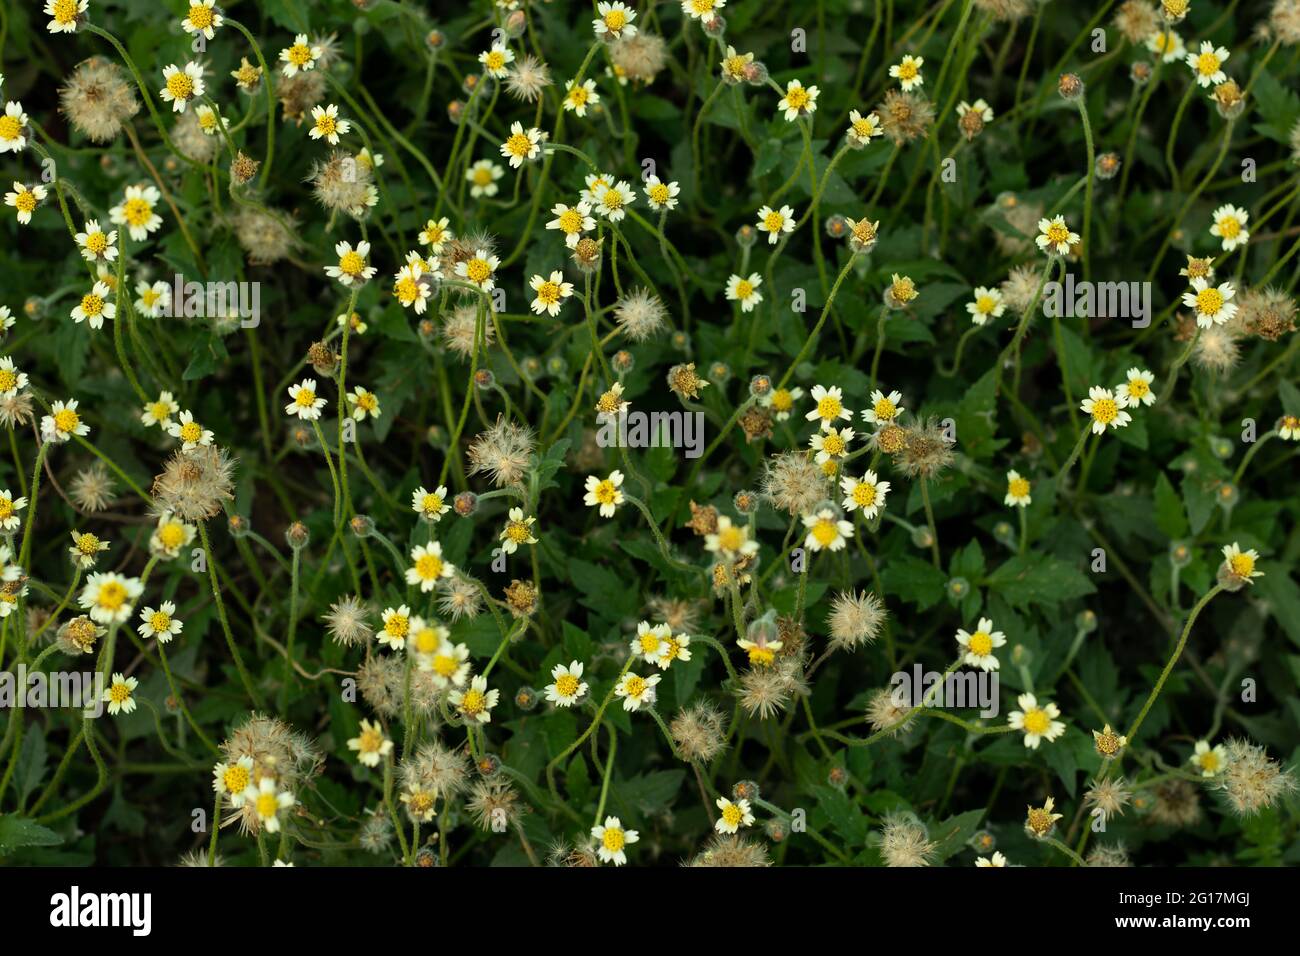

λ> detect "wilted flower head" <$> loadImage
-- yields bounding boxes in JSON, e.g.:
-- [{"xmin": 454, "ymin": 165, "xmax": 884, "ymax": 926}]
[
  {"xmin": 877, "ymin": 813, "xmax": 936, "ymax": 867},
  {"xmin": 761, "ymin": 451, "xmax": 824, "ymax": 516},
  {"xmin": 877, "ymin": 89, "xmax": 935, "ymax": 145},
  {"xmin": 896, "ymin": 418, "xmax": 955, "ymax": 479},
  {"xmin": 826, "ymin": 590, "xmax": 886, "ymax": 652},
  {"xmin": 70, "ymin": 462, "xmax": 117, "ymax": 513},
  {"xmin": 1215, "ymin": 739, "xmax": 1296, "ymax": 816},
  {"xmin": 60, "ymin": 57, "xmax": 139, "ymax": 143},
  {"xmin": 323, "ymin": 594, "xmax": 372, "ymax": 647},
  {"xmin": 687, "ymin": 834, "xmax": 771, "ymax": 867},
  {"xmin": 670, "ymin": 700, "xmax": 727, "ymax": 762},
  {"xmin": 614, "ymin": 288, "xmax": 668, "ymax": 341},
  {"xmin": 151, "ymin": 444, "xmax": 236, "ymax": 522},
  {"xmin": 466, "ymin": 416, "xmax": 535, "ymax": 488}
]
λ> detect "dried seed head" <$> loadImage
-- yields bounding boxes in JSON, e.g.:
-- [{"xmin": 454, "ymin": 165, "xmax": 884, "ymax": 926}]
[
  {"xmin": 151, "ymin": 445, "xmax": 236, "ymax": 522},
  {"xmin": 60, "ymin": 57, "xmax": 139, "ymax": 143}
]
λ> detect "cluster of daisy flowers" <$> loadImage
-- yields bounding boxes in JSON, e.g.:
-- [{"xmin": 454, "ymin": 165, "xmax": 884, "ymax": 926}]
[{"xmin": 0, "ymin": 0, "xmax": 1295, "ymax": 874}]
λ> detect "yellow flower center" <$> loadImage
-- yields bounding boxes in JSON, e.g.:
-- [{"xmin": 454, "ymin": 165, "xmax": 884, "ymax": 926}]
[
  {"xmin": 166, "ymin": 72, "xmax": 195, "ymax": 99},
  {"xmin": 485, "ymin": 51, "xmax": 505, "ymax": 71},
  {"xmin": 721, "ymin": 804, "xmax": 743, "ymax": 827},
  {"xmin": 180, "ymin": 421, "xmax": 202, "ymax": 443},
  {"xmin": 734, "ymin": 279, "xmax": 753, "ymax": 299},
  {"xmin": 812, "ymin": 519, "xmax": 838, "ymax": 546},
  {"xmin": 785, "ymin": 85, "xmax": 810, "ymax": 109},
  {"xmin": 86, "ymin": 231, "xmax": 109, "ymax": 254},
  {"xmin": 763, "ymin": 210, "xmax": 785, "ymax": 232},
  {"xmin": 423, "ymin": 225, "xmax": 445, "ymax": 244},
  {"xmin": 0, "ymin": 370, "xmax": 16, "ymax": 392},
  {"xmin": 822, "ymin": 433, "xmax": 846, "ymax": 456},
  {"xmin": 1045, "ymin": 222, "xmax": 1070, "ymax": 245},
  {"xmin": 287, "ymin": 44, "xmax": 313, "ymax": 67},
  {"xmin": 505, "ymin": 520, "xmax": 532, "ymax": 543},
  {"xmin": 433, "ymin": 654, "xmax": 457, "ymax": 677},
  {"xmin": 975, "ymin": 295, "xmax": 996, "ymax": 314},
  {"xmin": 188, "ymin": 5, "xmax": 214, "ymax": 28},
  {"xmin": 748, "ymin": 646, "xmax": 776, "ymax": 667},
  {"xmin": 1027, "ymin": 807, "xmax": 1053, "ymax": 834},
  {"xmin": 316, "ymin": 114, "xmax": 337, "ymax": 136},
  {"xmin": 649, "ymin": 183, "xmax": 670, "ymax": 204},
  {"xmin": 506, "ymin": 132, "xmax": 533, "ymax": 157},
  {"xmin": 852, "ymin": 483, "xmax": 877, "ymax": 507},
  {"xmin": 97, "ymin": 581, "xmax": 128, "ymax": 611},
  {"xmin": 460, "ymin": 689, "xmax": 485, "ymax": 715},
  {"xmin": 76, "ymin": 533, "xmax": 100, "ymax": 555},
  {"xmin": 465, "ymin": 258, "xmax": 491, "ymax": 284},
  {"xmin": 852, "ymin": 118, "xmax": 874, "ymax": 137},
  {"xmin": 0, "ymin": 116, "xmax": 22, "ymax": 141},
  {"xmin": 602, "ymin": 189, "xmax": 624, "ymax": 211},
  {"xmin": 52, "ymin": 0, "xmax": 78, "ymax": 23},
  {"xmin": 54, "ymin": 409, "xmax": 80, "ymax": 433},
  {"xmin": 689, "ymin": 0, "xmax": 715, "ymax": 13},
  {"xmin": 416, "ymin": 553, "xmax": 444, "ymax": 578},
  {"xmin": 1218, "ymin": 216, "xmax": 1240, "ymax": 238},
  {"xmin": 473, "ymin": 167, "xmax": 493, "ymax": 185},
  {"xmin": 568, "ymin": 86, "xmax": 590, "ymax": 107},
  {"xmin": 109, "ymin": 682, "xmax": 131, "ymax": 704},
  {"xmin": 358, "ymin": 727, "xmax": 383, "ymax": 753},
  {"xmin": 623, "ymin": 675, "xmax": 646, "ymax": 697},
  {"xmin": 356, "ymin": 392, "xmax": 378, "ymax": 412},
  {"xmin": 122, "ymin": 198, "xmax": 152, "ymax": 227},
  {"xmin": 1091, "ymin": 398, "xmax": 1118, "ymax": 425},
  {"xmin": 395, "ymin": 276, "xmax": 420, "ymax": 303},
  {"xmin": 1023, "ymin": 709, "xmax": 1050, "ymax": 735},
  {"xmin": 0, "ymin": 499, "xmax": 11, "ymax": 519},
  {"xmin": 294, "ymin": 387, "xmax": 317, "ymax": 408},
  {"xmin": 1127, "ymin": 378, "xmax": 1149, "ymax": 398},
  {"xmin": 338, "ymin": 250, "xmax": 365, "ymax": 276},
  {"xmin": 535, "ymin": 281, "xmax": 561, "ymax": 305},
  {"xmin": 1196, "ymin": 52, "xmax": 1220, "ymax": 76},
  {"xmin": 80, "ymin": 293, "xmax": 104, "ymax": 317},
  {"xmin": 1198, "ymin": 751, "xmax": 1221, "ymax": 773},
  {"xmin": 717, "ymin": 525, "xmax": 744, "ymax": 551},
  {"xmin": 593, "ymin": 480, "xmax": 618, "ymax": 505},
  {"xmin": 421, "ymin": 493, "xmax": 444, "ymax": 515},
  {"xmin": 14, "ymin": 190, "xmax": 35, "ymax": 212},
  {"xmin": 222, "ymin": 765, "xmax": 249, "ymax": 793},
  {"xmin": 1195, "ymin": 287, "xmax": 1223, "ymax": 315},
  {"xmin": 816, "ymin": 395, "xmax": 842, "ymax": 419},
  {"xmin": 555, "ymin": 674, "xmax": 580, "ymax": 697},
  {"xmin": 1008, "ymin": 477, "xmax": 1030, "ymax": 498},
  {"xmin": 897, "ymin": 62, "xmax": 918, "ymax": 81},
  {"xmin": 771, "ymin": 389, "xmax": 792, "ymax": 412},
  {"xmin": 873, "ymin": 397, "xmax": 896, "ymax": 420},
  {"xmin": 256, "ymin": 791, "xmax": 279, "ymax": 818},
  {"xmin": 385, "ymin": 614, "xmax": 409, "ymax": 638},
  {"xmin": 969, "ymin": 631, "xmax": 993, "ymax": 656},
  {"xmin": 558, "ymin": 209, "xmax": 583, "ymax": 232},
  {"xmin": 602, "ymin": 827, "xmax": 625, "ymax": 852},
  {"xmin": 604, "ymin": 10, "xmax": 627, "ymax": 30},
  {"xmin": 1229, "ymin": 553, "xmax": 1254, "ymax": 577},
  {"xmin": 150, "ymin": 610, "xmax": 172, "ymax": 632}
]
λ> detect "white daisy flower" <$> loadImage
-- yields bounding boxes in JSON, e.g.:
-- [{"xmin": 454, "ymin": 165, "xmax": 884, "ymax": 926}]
[
  {"xmin": 1007, "ymin": 693, "xmax": 1066, "ymax": 748},
  {"xmin": 213, "ymin": 756, "xmax": 255, "ymax": 806},
  {"xmin": 424, "ymin": 637, "xmax": 470, "ymax": 687},
  {"xmin": 975, "ymin": 851, "xmax": 1009, "ymax": 867},
  {"xmin": 1190, "ymin": 740, "xmax": 1227, "ymax": 777},
  {"xmin": 643, "ymin": 175, "xmax": 680, "ymax": 211},
  {"xmin": 1004, "ymin": 469, "xmax": 1032, "ymax": 507},
  {"xmin": 393, "ymin": 262, "xmax": 432, "ymax": 313},
  {"xmin": 803, "ymin": 508, "xmax": 854, "ymax": 552},
  {"xmin": 614, "ymin": 671, "xmax": 660, "ymax": 711},
  {"xmin": 1220, "ymin": 541, "xmax": 1264, "ymax": 585},
  {"xmin": 159, "ymin": 61, "xmax": 205, "ymax": 113},
  {"xmin": 419, "ymin": 217, "xmax": 453, "ymax": 253},
  {"xmin": 966, "ymin": 286, "xmax": 1005, "ymax": 325},
  {"xmin": 285, "ymin": 379, "xmax": 326, "ymax": 420},
  {"xmin": 138, "ymin": 600, "xmax": 184, "ymax": 643},
  {"xmin": 1146, "ymin": 29, "xmax": 1185, "ymax": 63},
  {"xmin": 466, "ymin": 158, "xmax": 504, "ymax": 198},
  {"xmin": 109, "ymin": 184, "xmax": 163, "ymax": 241},
  {"xmin": 246, "ymin": 777, "xmax": 295, "ymax": 832},
  {"xmin": 777, "ymin": 78, "xmax": 819, "ymax": 121},
  {"xmin": 280, "ymin": 34, "xmax": 323, "ymax": 77},
  {"xmin": 325, "ymin": 240, "xmax": 376, "ymax": 287},
  {"xmin": 806, "ymin": 383, "xmax": 853, "ymax": 428},
  {"xmin": 889, "ymin": 55, "xmax": 924, "ymax": 91},
  {"xmin": 181, "ymin": 1, "xmax": 223, "ymax": 39},
  {"xmin": 583, "ymin": 470, "xmax": 625, "ymax": 517},
  {"xmin": 454, "ymin": 248, "xmax": 500, "ymax": 291},
  {"xmin": 500, "ymin": 121, "xmax": 543, "ymax": 168},
  {"xmin": 1036, "ymin": 215, "xmax": 1079, "ymax": 256},
  {"xmin": 704, "ymin": 514, "xmax": 759, "ymax": 558},
  {"xmin": 546, "ymin": 660, "xmax": 589, "ymax": 707},
  {"xmin": 79, "ymin": 571, "xmax": 144, "ymax": 625},
  {"xmin": 1116, "ymin": 367, "xmax": 1157, "ymax": 407},
  {"xmin": 861, "ymin": 388, "xmax": 903, "ymax": 425},
  {"xmin": 761, "ymin": 385, "xmax": 803, "ymax": 421},
  {"xmin": 102, "ymin": 672, "xmax": 139, "ymax": 716},
  {"xmin": 1209, "ymin": 204, "xmax": 1249, "ymax": 251},
  {"xmin": 840, "ymin": 470, "xmax": 890, "ymax": 518},
  {"xmin": 955, "ymin": 617, "xmax": 1007, "ymax": 671},
  {"xmin": 1186, "ymin": 40, "xmax": 1229, "ymax": 87},
  {"xmin": 715, "ymin": 797, "xmax": 755, "ymax": 834},
  {"xmin": 135, "ymin": 279, "xmax": 170, "ymax": 317},
  {"xmin": 594, "ymin": 180, "xmax": 635, "ymax": 222},
  {"xmin": 725, "ymin": 272, "xmax": 763, "ymax": 312},
  {"xmin": 529, "ymin": 271, "xmax": 574, "ymax": 316},
  {"xmin": 0, "ymin": 102, "xmax": 28, "ymax": 153},
  {"xmin": 412, "ymin": 484, "xmax": 450, "ymax": 522},
  {"xmin": 406, "ymin": 542, "xmax": 455, "ymax": 591},
  {"xmin": 479, "ymin": 43, "xmax": 515, "ymax": 79},
  {"xmin": 5, "ymin": 181, "xmax": 45, "ymax": 223},
  {"xmin": 45, "ymin": 0, "xmax": 87, "ymax": 34},
  {"xmin": 810, "ymin": 425, "xmax": 854, "ymax": 464},
  {"xmin": 563, "ymin": 78, "xmax": 600, "ymax": 117},
  {"xmin": 309, "ymin": 103, "xmax": 351, "ymax": 145},
  {"xmin": 449, "ymin": 675, "xmax": 499, "ymax": 724},
  {"xmin": 166, "ymin": 410, "xmax": 213, "ymax": 450},
  {"xmin": 1180, "ymin": 276, "xmax": 1237, "ymax": 327},
  {"xmin": 846, "ymin": 109, "xmax": 883, "ymax": 146},
  {"xmin": 756, "ymin": 204, "xmax": 796, "ymax": 244},
  {"xmin": 594, "ymin": 1, "xmax": 637, "ymax": 39},
  {"xmin": 1080, "ymin": 385, "xmax": 1133, "ymax": 434},
  {"xmin": 348, "ymin": 718, "xmax": 393, "ymax": 768},
  {"xmin": 547, "ymin": 201, "xmax": 596, "ymax": 247},
  {"xmin": 0, "ymin": 488, "xmax": 28, "ymax": 531},
  {"xmin": 499, "ymin": 507, "xmax": 538, "ymax": 554},
  {"xmin": 591, "ymin": 815, "xmax": 638, "ymax": 865}
]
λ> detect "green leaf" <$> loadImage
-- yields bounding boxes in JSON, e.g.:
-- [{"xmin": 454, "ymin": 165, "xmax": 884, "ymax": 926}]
[
  {"xmin": 0, "ymin": 815, "xmax": 62, "ymax": 855},
  {"xmin": 1153, "ymin": 472, "xmax": 1189, "ymax": 539},
  {"xmin": 985, "ymin": 555, "xmax": 1096, "ymax": 609},
  {"xmin": 880, "ymin": 555, "xmax": 948, "ymax": 610}
]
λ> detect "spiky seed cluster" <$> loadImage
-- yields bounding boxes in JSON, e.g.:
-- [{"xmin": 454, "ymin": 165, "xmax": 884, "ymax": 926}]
[
  {"xmin": 670, "ymin": 701, "xmax": 727, "ymax": 762},
  {"xmin": 466, "ymin": 416, "xmax": 535, "ymax": 488},
  {"xmin": 761, "ymin": 451, "xmax": 824, "ymax": 516},
  {"xmin": 60, "ymin": 57, "xmax": 140, "ymax": 143},
  {"xmin": 826, "ymin": 590, "xmax": 886, "ymax": 652},
  {"xmin": 1215, "ymin": 739, "xmax": 1297, "ymax": 816},
  {"xmin": 686, "ymin": 834, "xmax": 771, "ymax": 867},
  {"xmin": 877, "ymin": 813, "xmax": 936, "ymax": 867},
  {"xmin": 151, "ymin": 445, "xmax": 236, "ymax": 522}
]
